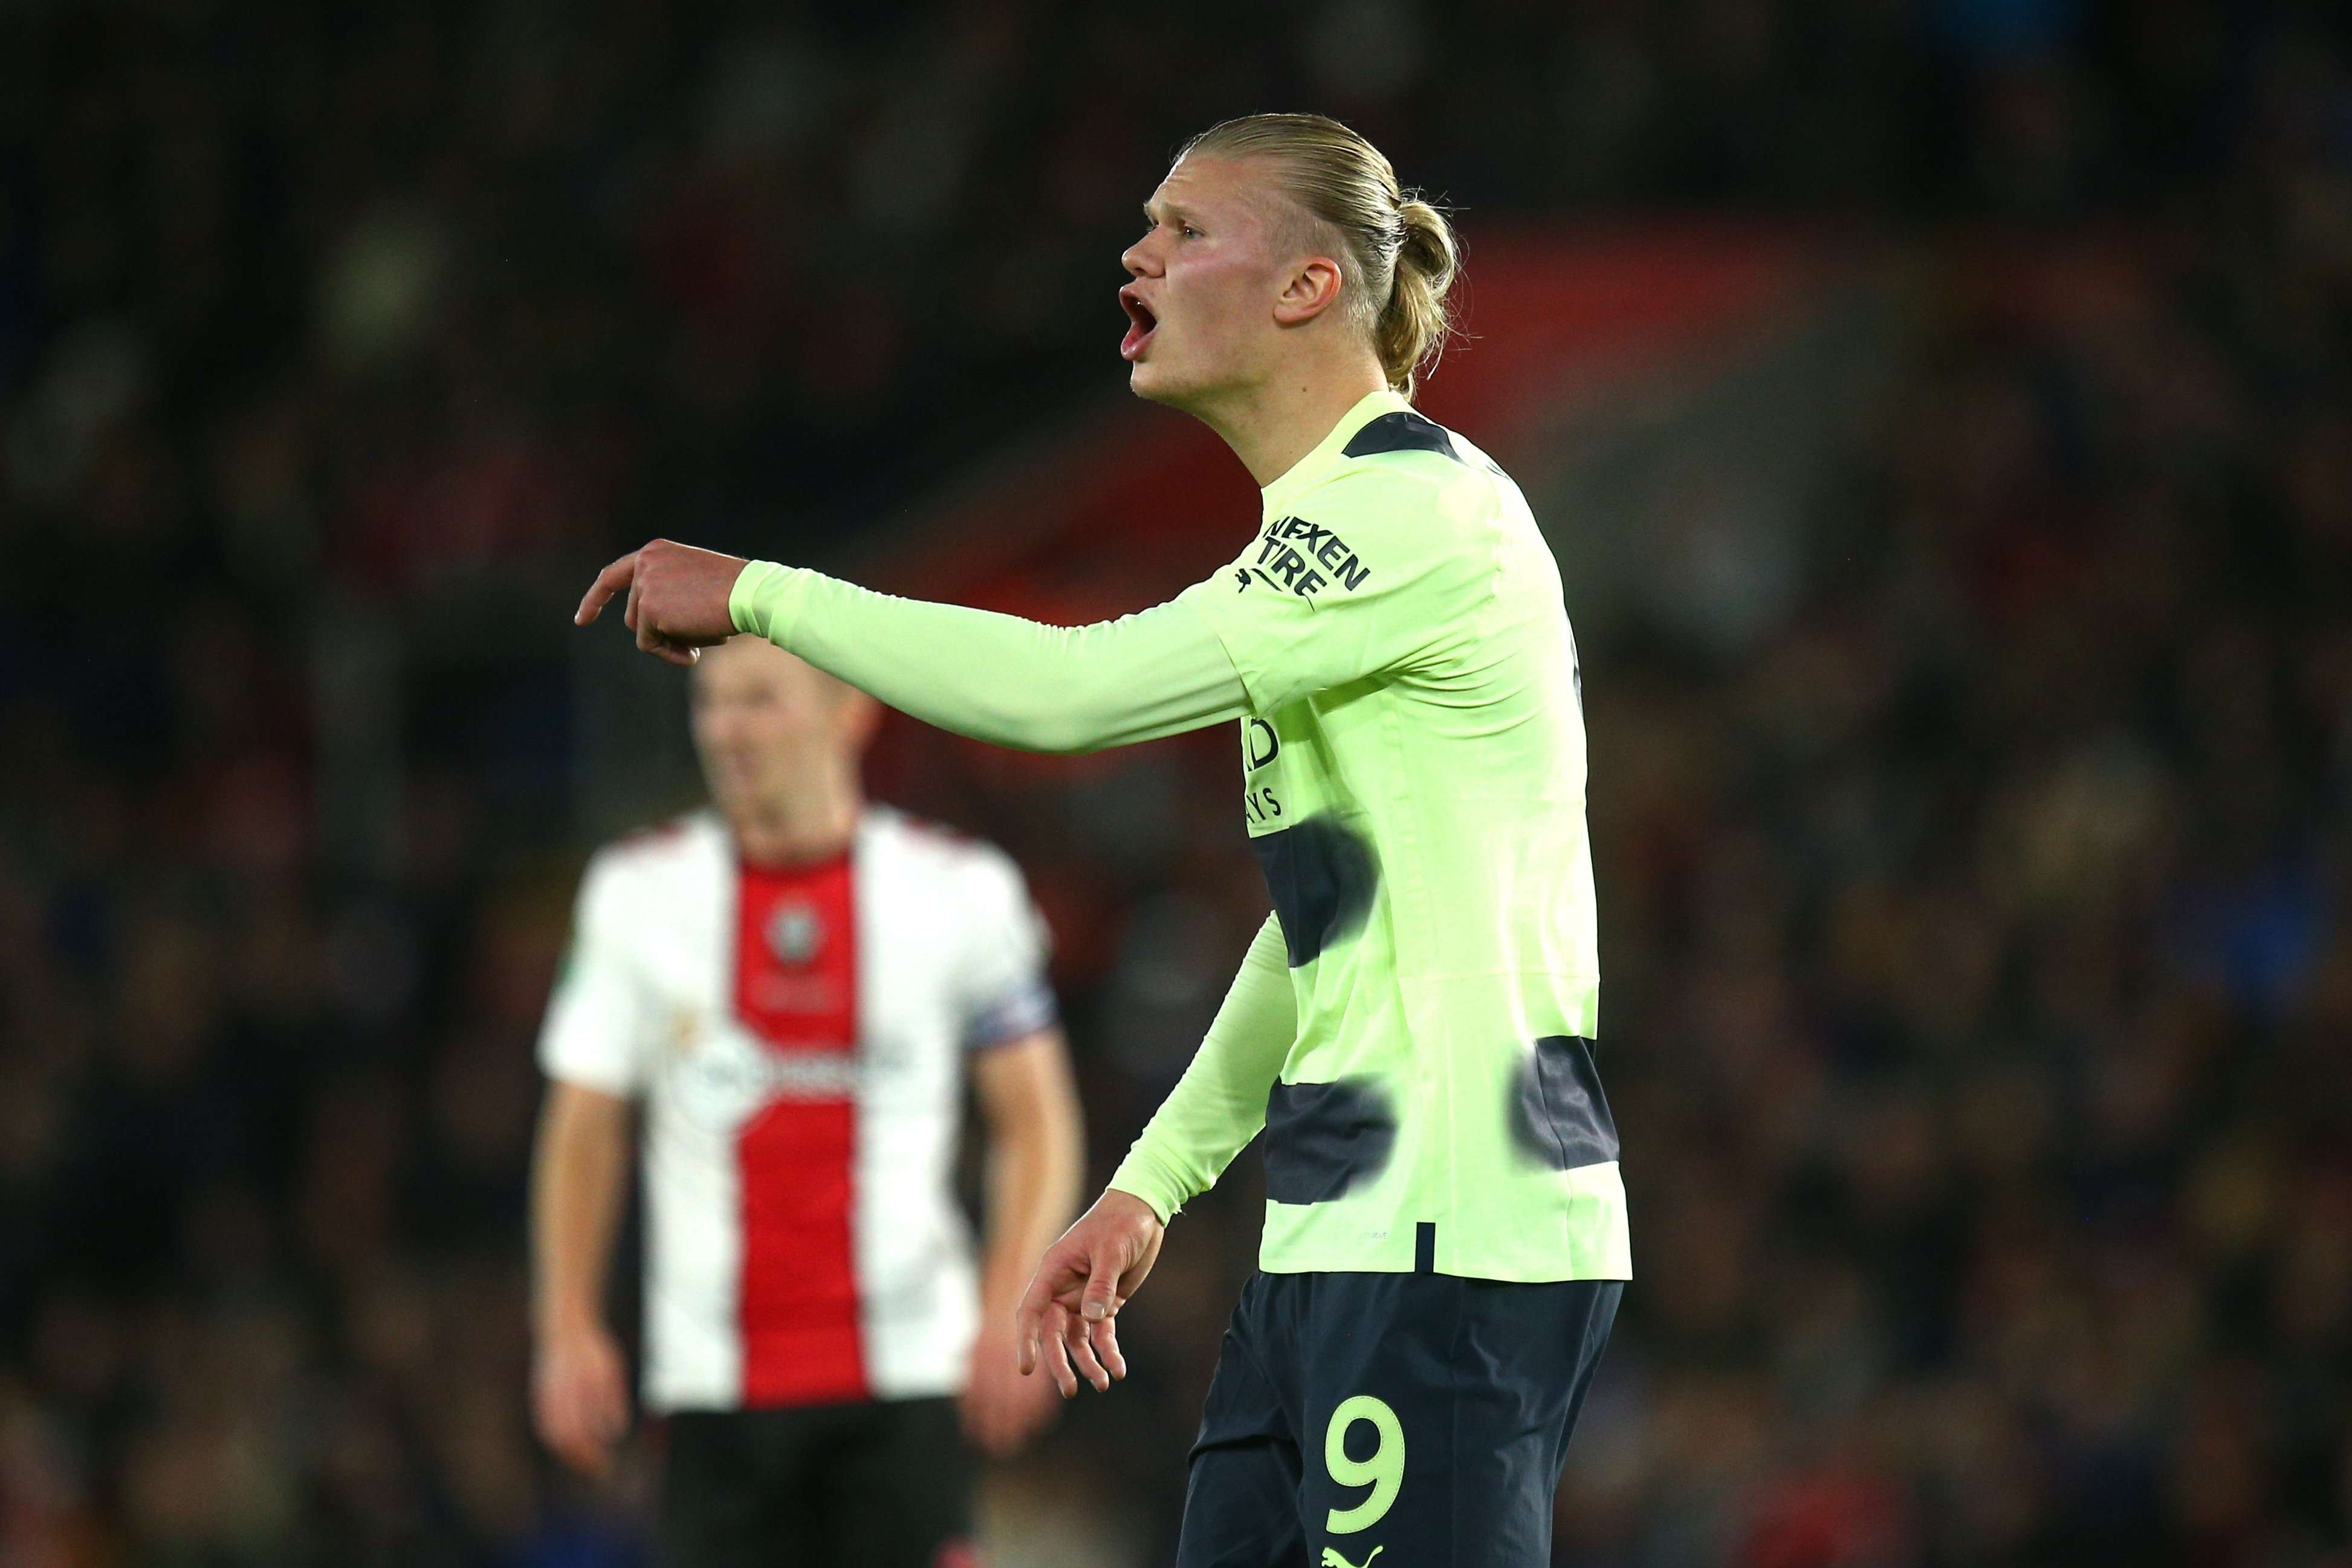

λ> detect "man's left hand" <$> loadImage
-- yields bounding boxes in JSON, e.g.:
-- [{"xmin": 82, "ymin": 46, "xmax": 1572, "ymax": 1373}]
[{"xmin": 575, "ymin": 539, "xmax": 749, "ymax": 666}]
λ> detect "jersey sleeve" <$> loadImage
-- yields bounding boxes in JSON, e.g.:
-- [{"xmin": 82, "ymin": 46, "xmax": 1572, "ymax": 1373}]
[
  {"xmin": 537, "ymin": 850, "xmax": 656, "ymax": 1096},
  {"xmin": 1175, "ymin": 460, "xmax": 1496, "ymax": 716},
  {"xmin": 729, "ymin": 563, "xmax": 1249, "ymax": 754},
  {"xmin": 954, "ymin": 848, "xmax": 1060, "ymax": 1051}
]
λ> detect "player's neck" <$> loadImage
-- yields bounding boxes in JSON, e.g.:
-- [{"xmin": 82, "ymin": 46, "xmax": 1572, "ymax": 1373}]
[
  {"xmin": 728, "ymin": 785, "xmax": 861, "ymax": 867},
  {"xmin": 1200, "ymin": 357, "xmax": 1389, "ymax": 490}
]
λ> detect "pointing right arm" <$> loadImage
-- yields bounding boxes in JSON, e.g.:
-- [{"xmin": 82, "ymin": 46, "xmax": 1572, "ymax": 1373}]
[{"xmin": 731, "ymin": 563, "xmax": 1249, "ymax": 754}]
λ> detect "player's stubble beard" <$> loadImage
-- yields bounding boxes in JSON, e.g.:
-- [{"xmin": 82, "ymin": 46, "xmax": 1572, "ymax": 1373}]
[{"xmin": 1129, "ymin": 315, "xmax": 1277, "ymax": 439}]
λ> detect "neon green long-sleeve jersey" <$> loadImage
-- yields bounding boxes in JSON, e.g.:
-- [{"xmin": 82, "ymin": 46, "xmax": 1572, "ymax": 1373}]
[{"xmin": 730, "ymin": 389, "xmax": 1628, "ymax": 1283}]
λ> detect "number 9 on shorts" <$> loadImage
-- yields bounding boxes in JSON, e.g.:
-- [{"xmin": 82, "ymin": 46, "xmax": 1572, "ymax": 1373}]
[{"xmin": 1323, "ymin": 1395, "xmax": 1405, "ymax": 1534}]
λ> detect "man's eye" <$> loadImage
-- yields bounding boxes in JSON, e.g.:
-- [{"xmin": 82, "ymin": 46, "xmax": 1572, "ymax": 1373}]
[{"xmin": 1181, "ymin": 223, "xmax": 1201, "ymax": 239}]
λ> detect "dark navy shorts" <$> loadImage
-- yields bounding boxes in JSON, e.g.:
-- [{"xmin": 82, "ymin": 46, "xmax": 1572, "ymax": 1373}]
[
  {"xmin": 1176, "ymin": 1267, "xmax": 1621, "ymax": 1568},
  {"xmin": 658, "ymin": 1398, "xmax": 973, "ymax": 1568}
]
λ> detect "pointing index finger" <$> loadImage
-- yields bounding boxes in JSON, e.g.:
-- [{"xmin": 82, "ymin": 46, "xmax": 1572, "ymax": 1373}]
[{"xmin": 575, "ymin": 552, "xmax": 639, "ymax": 626}]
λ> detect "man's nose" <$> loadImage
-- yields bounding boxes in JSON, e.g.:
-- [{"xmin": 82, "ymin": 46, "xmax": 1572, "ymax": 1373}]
[{"xmin": 1122, "ymin": 236, "xmax": 1161, "ymax": 279}]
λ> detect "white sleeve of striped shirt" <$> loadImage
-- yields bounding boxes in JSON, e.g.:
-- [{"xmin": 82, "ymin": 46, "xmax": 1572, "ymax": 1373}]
[
  {"xmin": 956, "ymin": 849, "xmax": 1058, "ymax": 1051},
  {"xmin": 537, "ymin": 850, "xmax": 656, "ymax": 1095}
]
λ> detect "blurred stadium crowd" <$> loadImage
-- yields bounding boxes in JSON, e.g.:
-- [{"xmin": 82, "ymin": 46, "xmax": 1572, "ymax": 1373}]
[{"xmin": 4, "ymin": 1, "xmax": 2352, "ymax": 1566}]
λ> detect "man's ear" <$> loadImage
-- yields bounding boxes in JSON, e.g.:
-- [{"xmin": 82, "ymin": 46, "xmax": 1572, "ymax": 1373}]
[{"xmin": 1272, "ymin": 254, "xmax": 1346, "ymax": 327}]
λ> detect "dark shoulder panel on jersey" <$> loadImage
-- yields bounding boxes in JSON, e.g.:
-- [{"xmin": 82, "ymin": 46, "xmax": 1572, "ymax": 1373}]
[{"xmin": 1341, "ymin": 409, "xmax": 1463, "ymax": 464}]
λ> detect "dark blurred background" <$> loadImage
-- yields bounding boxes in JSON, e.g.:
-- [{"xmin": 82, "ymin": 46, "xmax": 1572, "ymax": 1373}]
[{"xmin": 6, "ymin": 1, "xmax": 2352, "ymax": 1564}]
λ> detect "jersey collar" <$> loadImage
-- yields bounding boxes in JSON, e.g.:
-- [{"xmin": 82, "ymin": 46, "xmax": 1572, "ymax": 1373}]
[{"xmin": 1260, "ymin": 386, "xmax": 1414, "ymax": 513}]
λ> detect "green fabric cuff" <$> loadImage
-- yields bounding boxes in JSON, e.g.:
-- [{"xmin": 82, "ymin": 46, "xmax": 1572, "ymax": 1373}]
[
  {"xmin": 728, "ymin": 559, "xmax": 804, "ymax": 641},
  {"xmin": 1105, "ymin": 1158, "xmax": 1183, "ymax": 1226}
]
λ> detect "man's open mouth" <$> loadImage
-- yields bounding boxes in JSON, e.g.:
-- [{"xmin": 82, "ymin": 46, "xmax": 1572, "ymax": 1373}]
[{"xmin": 1119, "ymin": 288, "xmax": 1158, "ymax": 361}]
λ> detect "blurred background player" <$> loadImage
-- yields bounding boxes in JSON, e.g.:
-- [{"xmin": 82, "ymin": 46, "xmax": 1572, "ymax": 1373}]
[{"xmin": 528, "ymin": 634, "xmax": 1080, "ymax": 1567}]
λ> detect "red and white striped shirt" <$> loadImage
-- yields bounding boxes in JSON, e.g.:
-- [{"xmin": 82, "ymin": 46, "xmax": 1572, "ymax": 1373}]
[{"xmin": 537, "ymin": 806, "xmax": 1056, "ymax": 1411}]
